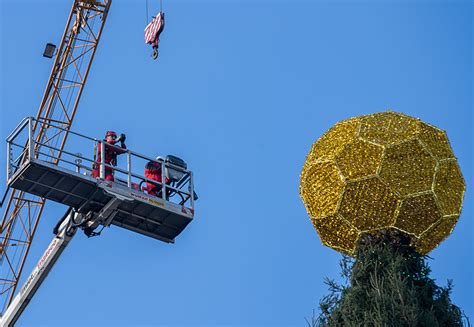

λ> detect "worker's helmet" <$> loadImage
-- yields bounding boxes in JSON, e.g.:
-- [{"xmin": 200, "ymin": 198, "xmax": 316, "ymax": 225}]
[{"xmin": 105, "ymin": 131, "xmax": 117, "ymax": 139}]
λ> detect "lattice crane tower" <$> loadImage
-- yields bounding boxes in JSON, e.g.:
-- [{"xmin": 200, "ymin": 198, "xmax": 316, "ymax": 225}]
[
  {"xmin": 0, "ymin": 0, "xmax": 111, "ymax": 313},
  {"xmin": 299, "ymin": 111, "xmax": 465, "ymax": 255}
]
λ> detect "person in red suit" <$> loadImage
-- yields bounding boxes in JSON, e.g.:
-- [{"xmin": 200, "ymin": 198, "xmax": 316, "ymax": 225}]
[
  {"xmin": 144, "ymin": 158, "xmax": 169, "ymax": 197},
  {"xmin": 92, "ymin": 131, "xmax": 127, "ymax": 181}
]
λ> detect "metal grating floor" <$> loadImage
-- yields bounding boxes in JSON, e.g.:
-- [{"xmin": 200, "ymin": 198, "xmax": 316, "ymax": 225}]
[{"xmin": 9, "ymin": 160, "xmax": 193, "ymax": 242}]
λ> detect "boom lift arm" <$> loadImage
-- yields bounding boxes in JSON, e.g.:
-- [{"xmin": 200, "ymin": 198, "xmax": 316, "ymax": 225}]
[
  {"xmin": 1, "ymin": 115, "xmax": 196, "ymax": 325},
  {"xmin": 0, "ymin": 208, "xmax": 81, "ymax": 327}
]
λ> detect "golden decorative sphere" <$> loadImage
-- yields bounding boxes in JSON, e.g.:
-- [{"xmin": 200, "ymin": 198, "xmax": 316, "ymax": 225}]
[{"xmin": 299, "ymin": 111, "xmax": 465, "ymax": 255}]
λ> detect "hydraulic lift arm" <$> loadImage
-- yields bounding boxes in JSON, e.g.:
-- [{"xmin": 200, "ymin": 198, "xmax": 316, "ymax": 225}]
[{"xmin": 0, "ymin": 209, "xmax": 82, "ymax": 327}]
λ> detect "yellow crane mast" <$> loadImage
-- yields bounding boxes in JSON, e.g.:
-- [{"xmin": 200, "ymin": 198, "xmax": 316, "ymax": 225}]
[{"xmin": 0, "ymin": 0, "xmax": 112, "ymax": 313}]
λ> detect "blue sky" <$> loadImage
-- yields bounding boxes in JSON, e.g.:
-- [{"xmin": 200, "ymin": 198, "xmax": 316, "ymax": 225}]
[{"xmin": 0, "ymin": 0, "xmax": 472, "ymax": 326}]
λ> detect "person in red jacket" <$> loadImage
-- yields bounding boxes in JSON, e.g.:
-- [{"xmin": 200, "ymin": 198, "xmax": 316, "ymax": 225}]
[
  {"xmin": 144, "ymin": 157, "xmax": 169, "ymax": 197},
  {"xmin": 92, "ymin": 131, "xmax": 127, "ymax": 181}
]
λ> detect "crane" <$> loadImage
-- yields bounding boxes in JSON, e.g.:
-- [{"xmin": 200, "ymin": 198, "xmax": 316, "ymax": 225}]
[
  {"xmin": 0, "ymin": 0, "xmax": 112, "ymax": 316},
  {"xmin": 1, "ymin": 1, "xmax": 196, "ymax": 325}
]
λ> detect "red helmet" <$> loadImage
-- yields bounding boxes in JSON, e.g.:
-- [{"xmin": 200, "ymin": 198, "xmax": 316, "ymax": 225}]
[{"xmin": 105, "ymin": 131, "xmax": 117, "ymax": 138}]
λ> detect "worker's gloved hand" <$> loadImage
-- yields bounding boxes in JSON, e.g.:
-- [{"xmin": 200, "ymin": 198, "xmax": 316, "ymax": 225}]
[{"xmin": 119, "ymin": 133, "xmax": 126, "ymax": 143}]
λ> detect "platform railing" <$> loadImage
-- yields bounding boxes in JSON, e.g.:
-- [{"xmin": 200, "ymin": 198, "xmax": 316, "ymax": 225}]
[
  {"xmin": 6, "ymin": 117, "xmax": 31, "ymax": 180},
  {"xmin": 6, "ymin": 117, "xmax": 195, "ymax": 210}
]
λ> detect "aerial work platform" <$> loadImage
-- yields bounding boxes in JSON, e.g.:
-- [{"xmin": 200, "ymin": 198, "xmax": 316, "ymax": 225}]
[{"xmin": 6, "ymin": 117, "xmax": 196, "ymax": 243}]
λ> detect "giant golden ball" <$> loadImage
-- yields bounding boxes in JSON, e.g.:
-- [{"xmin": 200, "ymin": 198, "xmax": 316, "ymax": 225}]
[{"xmin": 299, "ymin": 112, "xmax": 465, "ymax": 255}]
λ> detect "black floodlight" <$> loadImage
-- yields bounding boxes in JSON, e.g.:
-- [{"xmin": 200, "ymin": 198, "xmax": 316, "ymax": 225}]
[{"xmin": 43, "ymin": 43, "xmax": 56, "ymax": 58}]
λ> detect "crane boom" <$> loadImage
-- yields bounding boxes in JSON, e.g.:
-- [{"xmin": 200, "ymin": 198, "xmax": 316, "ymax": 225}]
[{"xmin": 0, "ymin": 0, "xmax": 111, "ymax": 314}]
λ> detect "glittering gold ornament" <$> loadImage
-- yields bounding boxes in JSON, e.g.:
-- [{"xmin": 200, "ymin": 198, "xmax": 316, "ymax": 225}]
[{"xmin": 300, "ymin": 112, "xmax": 465, "ymax": 255}]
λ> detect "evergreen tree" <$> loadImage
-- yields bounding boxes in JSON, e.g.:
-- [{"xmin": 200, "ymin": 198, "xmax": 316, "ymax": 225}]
[{"xmin": 309, "ymin": 229, "xmax": 468, "ymax": 327}]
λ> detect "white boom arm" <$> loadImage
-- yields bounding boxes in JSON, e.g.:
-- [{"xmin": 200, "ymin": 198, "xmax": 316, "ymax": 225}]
[{"xmin": 0, "ymin": 209, "xmax": 81, "ymax": 327}]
